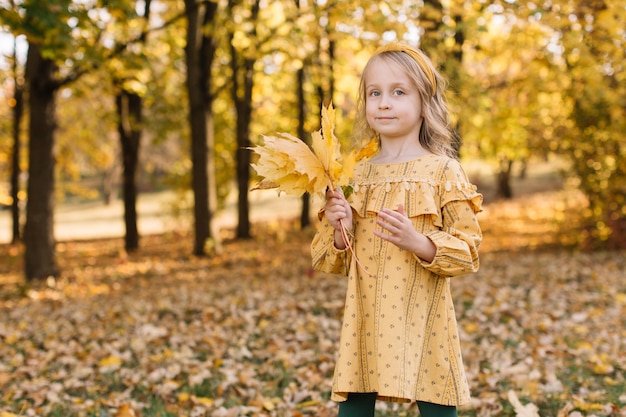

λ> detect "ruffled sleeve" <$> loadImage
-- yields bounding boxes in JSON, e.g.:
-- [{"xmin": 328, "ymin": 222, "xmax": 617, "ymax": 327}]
[
  {"xmin": 311, "ymin": 213, "xmax": 352, "ymax": 276},
  {"xmin": 417, "ymin": 158, "xmax": 483, "ymax": 276}
]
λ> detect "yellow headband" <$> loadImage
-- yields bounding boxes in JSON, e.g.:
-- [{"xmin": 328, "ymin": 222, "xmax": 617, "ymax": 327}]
[{"xmin": 374, "ymin": 43, "xmax": 437, "ymax": 97}]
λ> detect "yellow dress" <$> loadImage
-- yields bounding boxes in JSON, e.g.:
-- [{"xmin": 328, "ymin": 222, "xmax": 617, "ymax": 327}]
[{"xmin": 311, "ymin": 154, "xmax": 483, "ymax": 406}]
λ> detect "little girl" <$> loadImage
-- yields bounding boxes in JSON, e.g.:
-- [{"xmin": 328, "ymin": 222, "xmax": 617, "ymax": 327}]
[{"xmin": 311, "ymin": 42, "xmax": 483, "ymax": 417}]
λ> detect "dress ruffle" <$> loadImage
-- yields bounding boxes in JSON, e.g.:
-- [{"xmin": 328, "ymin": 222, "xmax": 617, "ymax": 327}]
[{"xmin": 348, "ymin": 157, "xmax": 482, "ymax": 228}]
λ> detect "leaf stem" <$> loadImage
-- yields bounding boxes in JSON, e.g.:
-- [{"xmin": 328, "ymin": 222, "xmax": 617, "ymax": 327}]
[{"xmin": 338, "ymin": 218, "xmax": 371, "ymax": 276}]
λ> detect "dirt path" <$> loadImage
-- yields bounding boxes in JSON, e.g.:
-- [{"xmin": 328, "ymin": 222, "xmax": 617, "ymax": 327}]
[{"xmin": 0, "ymin": 189, "xmax": 319, "ymax": 244}]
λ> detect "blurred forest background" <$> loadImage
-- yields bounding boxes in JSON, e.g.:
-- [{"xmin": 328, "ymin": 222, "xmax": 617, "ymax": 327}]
[
  {"xmin": 0, "ymin": 1, "xmax": 625, "ymax": 416},
  {"xmin": 0, "ymin": 0, "xmax": 624, "ymax": 280}
]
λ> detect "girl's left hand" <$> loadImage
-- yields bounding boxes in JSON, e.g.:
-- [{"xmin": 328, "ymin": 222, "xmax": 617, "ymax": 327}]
[{"xmin": 374, "ymin": 204, "xmax": 436, "ymax": 261}]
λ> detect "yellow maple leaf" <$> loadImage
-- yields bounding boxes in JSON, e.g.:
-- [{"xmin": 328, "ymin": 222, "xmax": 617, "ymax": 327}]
[
  {"xmin": 573, "ymin": 398, "xmax": 607, "ymax": 412},
  {"xmin": 507, "ymin": 390, "xmax": 540, "ymax": 417},
  {"xmin": 250, "ymin": 103, "xmax": 353, "ymax": 197},
  {"xmin": 251, "ymin": 132, "xmax": 329, "ymax": 196},
  {"xmin": 192, "ymin": 395, "xmax": 215, "ymax": 406},
  {"xmin": 337, "ymin": 151, "xmax": 356, "ymax": 188},
  {"xmin": 592, "ymin": 362, "xmax": 614, "ymax": 375},
  {"xmin": 99, "ymin": 355, "xmax": 123, "ymax": 367},
  {"xmin": 114, "ymin": 404, "xmax": 137, "ymax": 417},
  {"xmin": 263, "ymin": 399, "xmax": 276, "ymax": 411},
  {"xmin": 464, "ymin": 322, "xmax": 479, "ymax": 334},
  {"xmin": 356, "ymin": 137, "xmax": 380, "ymax": 161},
  {"xmin": 314, "ymin": 103, "xmax": 338, "ymax": 173}
]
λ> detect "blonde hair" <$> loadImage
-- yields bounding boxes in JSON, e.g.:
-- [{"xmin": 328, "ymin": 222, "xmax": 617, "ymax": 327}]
[{"xmin": 353, "ymin": 42, "xmax": 458, "ymax": 159}]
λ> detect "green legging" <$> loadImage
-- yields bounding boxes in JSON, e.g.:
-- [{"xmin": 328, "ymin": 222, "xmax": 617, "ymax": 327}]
[{"xmin": 338, "ymin": 392, "xmax": 458, "ymax": 417}]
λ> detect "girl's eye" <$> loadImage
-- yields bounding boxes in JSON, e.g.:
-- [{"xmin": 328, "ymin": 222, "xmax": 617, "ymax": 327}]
[
  {"xmin": 369, "ymin": 90, "xmax": 380, "ymax": 97},
  {"xmin": 393, "ymin": 89, "xmax": 405, "ymax": 96}
]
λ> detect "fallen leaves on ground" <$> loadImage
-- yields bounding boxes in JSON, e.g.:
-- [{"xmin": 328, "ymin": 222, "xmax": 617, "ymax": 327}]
[{"xmin": 0, "ymin": 190, "xmax": 625, "ymax": 417}]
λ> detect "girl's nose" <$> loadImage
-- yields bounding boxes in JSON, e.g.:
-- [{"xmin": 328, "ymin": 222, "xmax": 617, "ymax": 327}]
[{"xmin": 379, "ymin": 96, "xmax": 390, "ymax": 109}]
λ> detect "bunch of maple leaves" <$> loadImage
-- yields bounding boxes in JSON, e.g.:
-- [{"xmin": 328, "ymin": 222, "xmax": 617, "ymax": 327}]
[
  {"xmin": 0, "ymin": 184, "xmax": 625, "ymax": 417},
  {"xmin": 250, "ymin": 102, "xmax": 357, "ymax": 198}
]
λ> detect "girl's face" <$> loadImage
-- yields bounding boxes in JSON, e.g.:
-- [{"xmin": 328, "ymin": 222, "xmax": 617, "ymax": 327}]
[{"xmin": 364, "ymin": 57, "xmax": 424, "ymax": 142}]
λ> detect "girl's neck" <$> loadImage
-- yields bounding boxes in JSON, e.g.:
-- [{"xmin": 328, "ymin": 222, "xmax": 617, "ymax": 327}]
[{"xmin": 369, "ymin": 140, "xmax": 431, "ymax": 164}]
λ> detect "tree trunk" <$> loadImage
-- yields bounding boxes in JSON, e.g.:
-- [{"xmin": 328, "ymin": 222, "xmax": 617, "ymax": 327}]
[
  {"xmin": 303, "ymin": 16, "xmax": 337, "ymax": 228},
  {"xmin": 450, "ymin": 12, "xmax": 465, "ymax": 158},
  {"xmin": 185, "ymin": 0, "xmax": 219, "ymax": 255},
  {"xmin": 10, "ymin": 37, "xmax": 24, "ymax": 244},
  {"xmin": 328, "ymin": 38, "xmax": 335, "ymax": 102},
  {"xmin": 235, "ymin": 115, "xmax": 252, "ymax": 239},
  {"xmin": 116, "ymin": 89, "xmax": 142, "ymax": 252},
  {"xmin": 294, "ymin": 0, "xmax": 310, "ymax": 229},
  {"xmin": 23, "ymin": 43, "xmax": 58, "ymax": 280},
  {"xmin": 233, "ymin": 68, "xmax": 253, "ymax": 239},
  {"xmin": 296, "ymin": 66, "xmax": 310, "ymax": 229},
  {"xmin": 422, "ymin": 0, "xmax": 465, "ymax": 158},
  {"xmin": 115, "ymin": 0, "xmax": 151, "ymax": 252},
  {"xmin": 101, "ymin": 161, "xmax": 119, "ymax": 205},
  {"xmin": 420, "ymin": 0, "xmax": 443, "ymax": 55},
  {"xmin": 230, "ymin": 0, "xmax": 259, "ymax": 239},
  {"xmin": 496, "ymin": 158, "xmax": 514, "ymax": 199}
]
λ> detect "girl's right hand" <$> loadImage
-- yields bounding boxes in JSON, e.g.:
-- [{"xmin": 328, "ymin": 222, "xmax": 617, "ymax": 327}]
[{"xmin": 324, "ymin": 188, "xmax": 353, "ymax": 233}]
